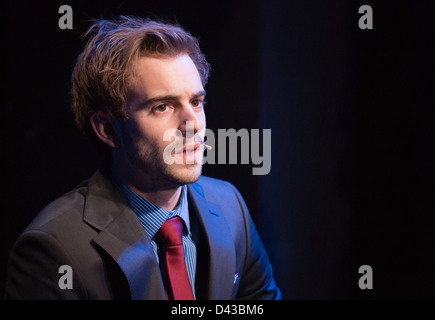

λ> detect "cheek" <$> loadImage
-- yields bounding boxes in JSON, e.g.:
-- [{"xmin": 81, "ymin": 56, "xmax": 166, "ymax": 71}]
[
  {"xmin": 135, "ymin": 120, "xmax": 173, "ymax": 148},
  {"xmin": 117, "ymin": 119, "xmax": 154, "ymax": 146}
]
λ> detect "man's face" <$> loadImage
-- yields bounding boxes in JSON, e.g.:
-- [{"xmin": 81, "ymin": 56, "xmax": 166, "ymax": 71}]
[{"xmin": 113, "ymin": 54, "xmax": 206, "ymax": 189}]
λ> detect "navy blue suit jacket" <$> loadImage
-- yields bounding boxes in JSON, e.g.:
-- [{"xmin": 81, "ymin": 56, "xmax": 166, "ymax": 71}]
[{"xmin": 5, "ymin": 167, "xmax": 281, "ymax": 300}]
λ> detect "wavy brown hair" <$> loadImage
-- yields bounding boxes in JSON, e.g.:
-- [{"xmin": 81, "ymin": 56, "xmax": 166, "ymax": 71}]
[{"xmin": 71, "ymin": 16, "xmax": 210, "ymax": 151}]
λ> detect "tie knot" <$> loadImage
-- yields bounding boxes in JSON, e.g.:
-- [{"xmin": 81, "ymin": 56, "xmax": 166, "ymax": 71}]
[{"xmin": 156, "ymin": 216, "xmax": 184, "ymax": 246}]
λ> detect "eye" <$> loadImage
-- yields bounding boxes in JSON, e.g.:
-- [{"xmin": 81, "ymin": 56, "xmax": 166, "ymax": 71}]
[
  {"xmin": 191, "ymin": 99, "xmax": 205, "ymax": 108},
  {"xmin": 154, "ymin": 104, "xmax": 170, "ymax": 112}
]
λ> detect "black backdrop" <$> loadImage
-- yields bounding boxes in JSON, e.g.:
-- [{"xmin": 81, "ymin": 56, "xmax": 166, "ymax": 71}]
[{"xmin": 2, "ymin": 0, "xmax": 434, "ymax": 299}]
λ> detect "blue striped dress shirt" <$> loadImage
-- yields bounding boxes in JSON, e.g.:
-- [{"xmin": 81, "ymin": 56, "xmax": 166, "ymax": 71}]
[{"xmin": 112, "ymin": 173, "xmax": 198, "ymax": 297}]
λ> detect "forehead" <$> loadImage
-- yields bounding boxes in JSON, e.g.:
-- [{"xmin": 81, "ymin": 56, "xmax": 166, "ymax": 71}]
[{"xmin": 128, "ymin": 54, "xmax": 203, "ymax": 99}]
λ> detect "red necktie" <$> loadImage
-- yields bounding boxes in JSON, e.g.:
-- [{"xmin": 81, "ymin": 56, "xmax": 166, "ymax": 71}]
[{"xmin": 156, "ymin": 216, "xmax": 194, "ymax": 300}]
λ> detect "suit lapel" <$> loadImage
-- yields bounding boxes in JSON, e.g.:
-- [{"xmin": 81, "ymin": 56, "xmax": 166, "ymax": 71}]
[
  {"xmin": 188, "ymin": 182, "xmax": 236, "ymax": 300},
  {"xmin": 83, "ymin": 169, "xmax": 165, "ymax": 300},
  {"xmin": 92, "ymin": 212, "xmax": 166, "ymax": 300}
]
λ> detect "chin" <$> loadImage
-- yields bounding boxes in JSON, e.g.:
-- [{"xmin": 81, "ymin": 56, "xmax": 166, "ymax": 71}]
[{"xmin": 165, "ymin": 163, "xmax": 203, "ymax": 185}]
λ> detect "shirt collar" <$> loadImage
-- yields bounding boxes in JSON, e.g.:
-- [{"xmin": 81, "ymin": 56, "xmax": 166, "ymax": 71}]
[{"xmin": 112, "ymin": 171, "xmax": 190, "ymax": 240}]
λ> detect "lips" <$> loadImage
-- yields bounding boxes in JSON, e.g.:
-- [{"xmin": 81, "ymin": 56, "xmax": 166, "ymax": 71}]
[{"xmin": 176, "ymin": 142, "xmax": 201, "ymax": 154}]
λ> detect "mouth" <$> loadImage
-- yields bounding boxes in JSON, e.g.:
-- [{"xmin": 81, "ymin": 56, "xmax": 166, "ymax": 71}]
[
  {"xmin": 176, "ymin": 142, "xmax": 201, "ymax": 155},
  {"xmin": 172, "ymin": 142, "xmax": 203, "ymax": 164},
  {"xmin": 185, "ymin": 143, "xmax": 201, "ymax": 154}
]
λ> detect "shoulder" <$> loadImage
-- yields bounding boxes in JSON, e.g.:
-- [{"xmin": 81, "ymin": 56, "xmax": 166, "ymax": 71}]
[{"xmin": 25, "ymin": 182, "xmax": 90, "ymax": 233}]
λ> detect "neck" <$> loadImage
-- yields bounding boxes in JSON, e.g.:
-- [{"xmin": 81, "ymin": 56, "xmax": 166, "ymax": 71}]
[
  {"xmin": 111, "ymin": 161, "xmax": 182, "ymax": 212},
  {"xmin": 135, "ymin": 187, "xmax": 182, "ymax": 212}
]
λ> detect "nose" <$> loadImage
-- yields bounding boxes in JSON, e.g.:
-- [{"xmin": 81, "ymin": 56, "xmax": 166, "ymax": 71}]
[{"xmin": 178, "ymin": 103, "xmax": 205, "ymax": 137}]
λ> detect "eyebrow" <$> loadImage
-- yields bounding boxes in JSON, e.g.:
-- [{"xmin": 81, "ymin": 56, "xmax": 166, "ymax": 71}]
[{"xmin": 142, "ymin": 90, "xmax": 207, "ymax": 107}]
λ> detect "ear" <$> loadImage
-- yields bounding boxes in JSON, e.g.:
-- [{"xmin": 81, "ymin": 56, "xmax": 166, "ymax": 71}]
[{"xmin": 90, "ymin": 111, "xmax": 120, "ymax": 148}]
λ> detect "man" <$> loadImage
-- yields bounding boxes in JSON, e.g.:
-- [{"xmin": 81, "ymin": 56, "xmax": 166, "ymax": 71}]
[{"xmin": 5, "ymin": 16, "xmax": 281, "ymax": 300}]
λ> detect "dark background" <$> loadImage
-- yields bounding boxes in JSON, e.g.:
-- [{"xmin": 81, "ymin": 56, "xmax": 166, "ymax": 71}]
[{"xmin": 2, "ymin": 0, "xmax": 434, "ymax": 299}]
